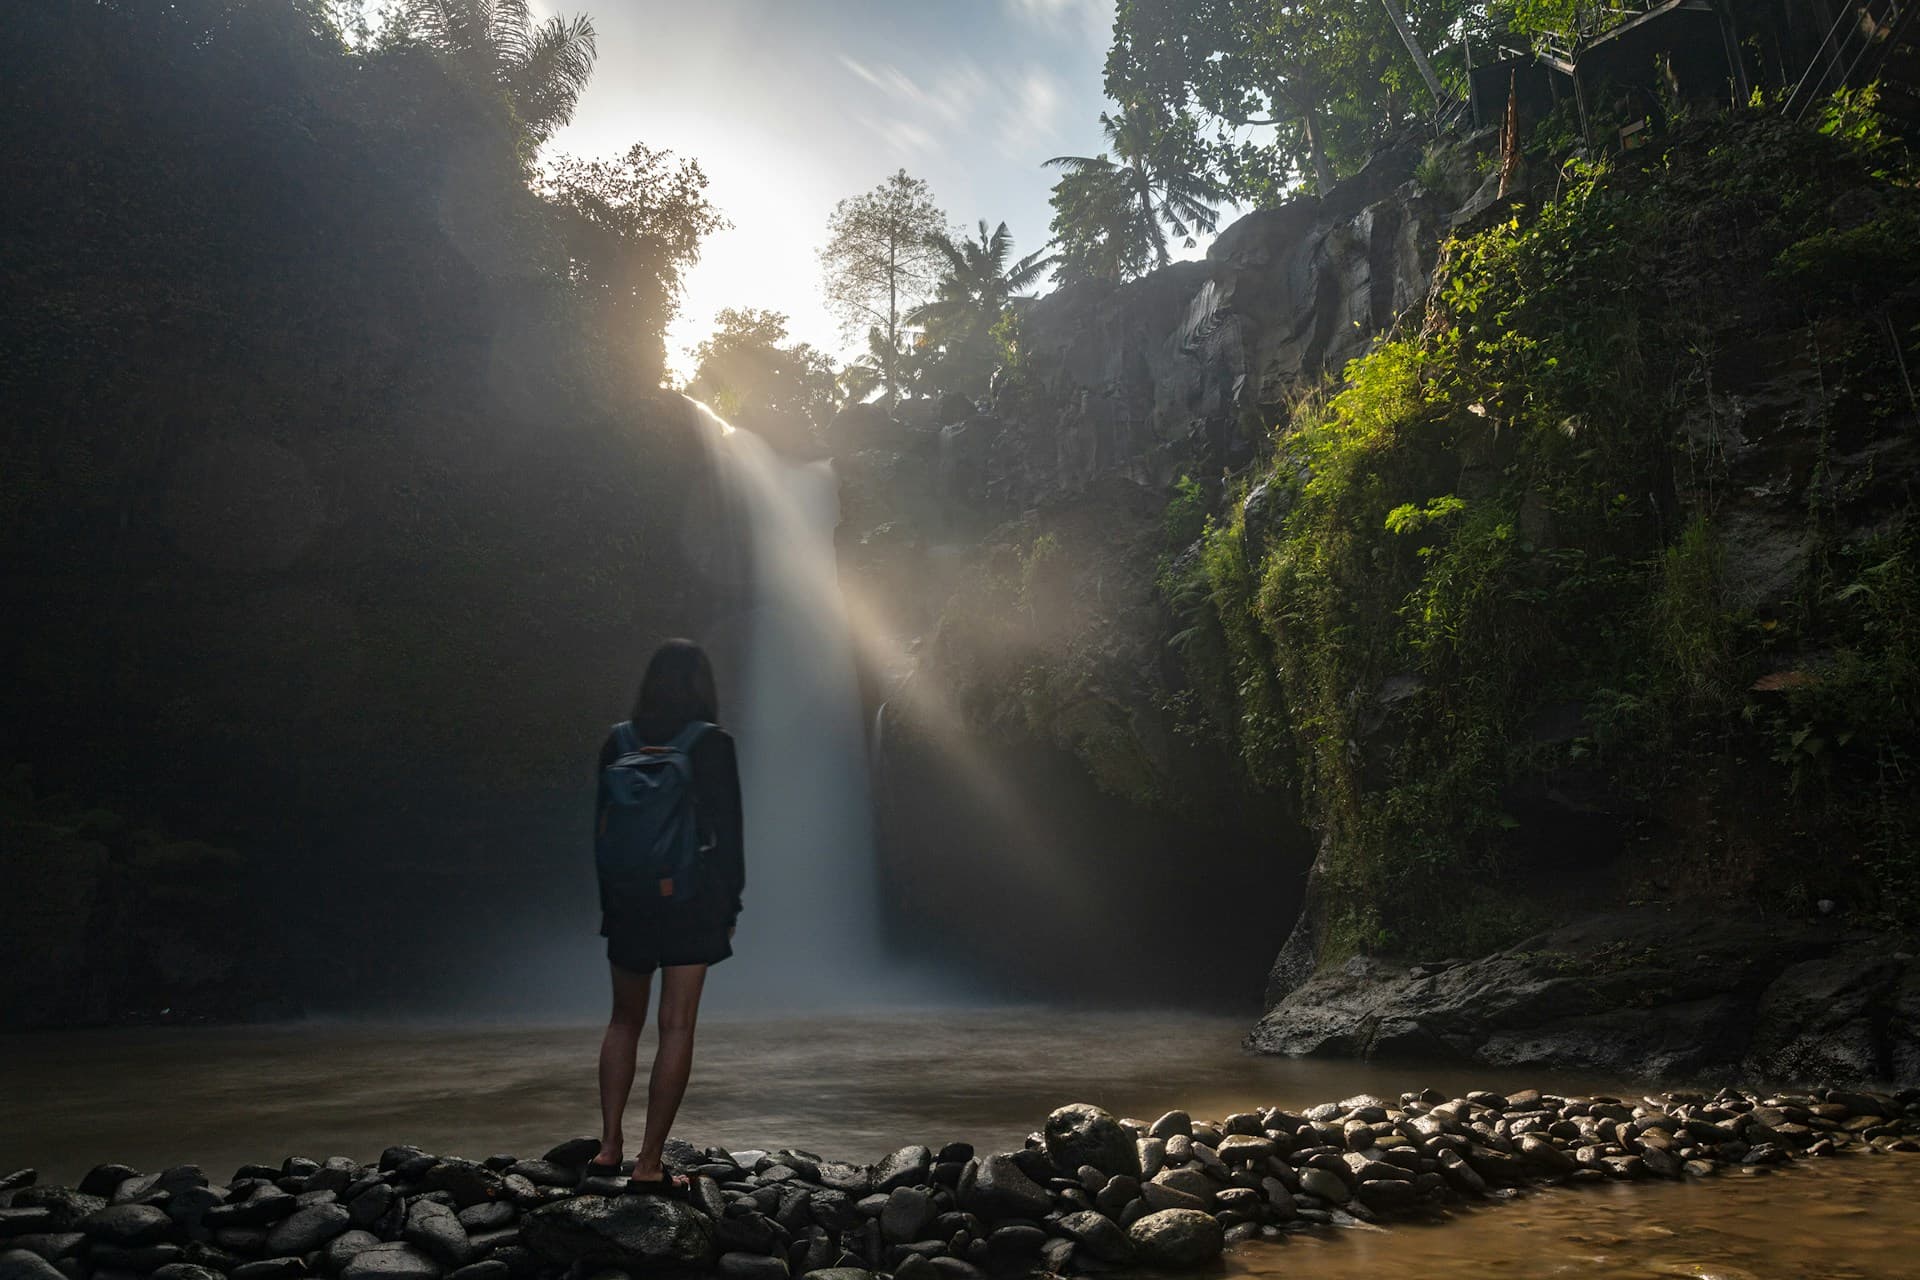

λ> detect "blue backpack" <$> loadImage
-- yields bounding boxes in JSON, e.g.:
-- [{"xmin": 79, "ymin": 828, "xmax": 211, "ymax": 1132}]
[{"xmin": 596, "ymin": 720, "xmax": 714, "ymax": 907}]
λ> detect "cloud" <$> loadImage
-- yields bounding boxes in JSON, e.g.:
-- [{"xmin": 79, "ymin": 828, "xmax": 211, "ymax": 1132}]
[
  {"xmin": 838, "ymin": 54, "xmax": 1050, "ymax": 161},
  {"xmin": 1004, "ymin": 0, "xmax": 1113, "ymax": 41},
  {"xmin": 994, "ymin": 68, "xmax": 1065, "ymax": 159}
]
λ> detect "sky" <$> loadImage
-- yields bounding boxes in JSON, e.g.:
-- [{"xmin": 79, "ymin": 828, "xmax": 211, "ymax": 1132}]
[{"xmin": 533, "ymin": 0, "xmax": 1129, "ymax": 378}]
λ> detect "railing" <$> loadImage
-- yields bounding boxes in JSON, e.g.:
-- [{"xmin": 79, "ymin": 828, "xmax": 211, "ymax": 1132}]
[{"xmin": 1784, "ymin": 0, "xmax": 1913, "ymax": 121}]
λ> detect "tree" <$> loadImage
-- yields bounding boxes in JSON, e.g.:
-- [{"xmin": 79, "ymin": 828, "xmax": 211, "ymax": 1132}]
[
  {"xmin": 539, "ymin": 143, "xmax": 727, "ymax": 384},
  {"xmin": 1046, "ymin": 106, "xmax": 1223, "ymax": 274},
  {"xmin": 819, "ymin": 171, "xmax": 949, "ymax": 407},
  {"xmin": 1048, "ymin": 157, "xmax": 1156, "ymax": 285},
  {"xmin": 1107, "ymin": 0, "xmax": 1471, "ymax": 198},
  {"xmin": 401, "ymin": 0, "xmax": 596, "ymax": 149},
  {"xmin": 908, "ymin": 221, "xmax": 1052, "ymax": 397},
  {"xmin": 685, "ymin": 308, "xmax": 840, "ymax": 447},
  {"xmin": 840, "ymin": 327, "xmax": 932, "ymax": 405}
]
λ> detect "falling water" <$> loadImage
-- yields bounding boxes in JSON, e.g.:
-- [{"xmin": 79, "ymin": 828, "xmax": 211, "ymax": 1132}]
[{"xmin": 689, "ymin": 400, "xmax": 882, "ymax": 1003}]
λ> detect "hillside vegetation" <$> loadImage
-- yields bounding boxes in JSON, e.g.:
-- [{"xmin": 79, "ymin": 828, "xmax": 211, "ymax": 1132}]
[{"xmin": 1166, "ymin": 103, "xmax": 1920, "ymax": 960}]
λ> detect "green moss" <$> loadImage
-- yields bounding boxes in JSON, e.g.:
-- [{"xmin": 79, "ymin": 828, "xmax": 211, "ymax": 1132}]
[{"xmin": 1163, "ymin": 109, "xmax": 1920, "ymax": 958}]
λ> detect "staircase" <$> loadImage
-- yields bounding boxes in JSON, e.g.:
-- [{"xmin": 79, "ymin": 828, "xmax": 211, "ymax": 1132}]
[{"xmin": 1785, "ymin": 0, "xmax": 1920, "ymax": 132}]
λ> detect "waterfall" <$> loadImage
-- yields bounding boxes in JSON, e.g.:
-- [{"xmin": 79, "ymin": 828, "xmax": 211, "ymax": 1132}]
[{"xmin": 689, "ymin": 400, "xmax": 882, "ymax": 1004}]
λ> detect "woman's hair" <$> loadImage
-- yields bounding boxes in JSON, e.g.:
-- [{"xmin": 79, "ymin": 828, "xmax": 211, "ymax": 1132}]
[{"xmin": 632, "ymin": 638, "xmax": 720, "ymax": 727}]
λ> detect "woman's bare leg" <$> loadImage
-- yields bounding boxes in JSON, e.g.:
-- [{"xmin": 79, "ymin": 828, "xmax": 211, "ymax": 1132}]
[
  {"xmin": 630, "ymin": 962, "xmax": 708, "ymax": 1182},
  {"xmin": 596, "ymin": 962, "xmax": 654, "ymax": 1166}
]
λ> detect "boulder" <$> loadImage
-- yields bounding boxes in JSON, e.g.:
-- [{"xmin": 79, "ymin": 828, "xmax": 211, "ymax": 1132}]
[
  {"xmin": 1055, "ymin": 1212, "xmax": 1129, "ymax": 1264},
  {"xmin": 340, "ymin": 1243, "xmax": 441, "ymax": 1280},
  {"xmin": 1042, "ymin": 1106, "xmax": 1139, "ymax": 1179},
  {"xmin": 521, "ymin": 1196, "xmax": 715, "ymax": 1273},
  {"xmin": 266, "ymin": 1205, "xmax": 351, "ymax": 1256},
  {"xmin": 401, "ymin": 1202, "xmax": 470, "ymax": 1268},
  {"xmin": 872, "ymin": 1147, "xmax": 932, "ymax": 1195},
  {"xmin": 954, "ymin": 1157, "xmax": 1049, "ymax": 1222},
  {"xmin": 1124, "ymin": 1210, "xmax": 1223, "ymax": 1269},
  {"xmin": 0, "ymin": 1251, "xmax": 64, "ymax": 1280},
  {"xmin": 79, "ymin": 1206, "xmax": 173, "ymax": 1247}
]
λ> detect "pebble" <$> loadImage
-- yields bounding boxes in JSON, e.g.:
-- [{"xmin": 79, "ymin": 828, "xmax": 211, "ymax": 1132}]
[{"xmin": 7, "ymin": 1083, "xmax": 1914, "ymax": 1279}]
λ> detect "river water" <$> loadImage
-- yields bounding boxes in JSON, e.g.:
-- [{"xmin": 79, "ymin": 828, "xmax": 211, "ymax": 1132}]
[{"xmin": 5, "ymin": 1009, "xmax": 1919, "ymax": 1278}]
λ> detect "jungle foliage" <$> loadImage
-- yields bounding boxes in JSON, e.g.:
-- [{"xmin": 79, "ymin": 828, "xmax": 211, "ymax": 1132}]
[
  {"xmin": 0, "ymin": 0, "xmax": 731, "ymax": 1018},
  {"xmin": 1162, "ymin": 108, "xmax": 1920, "ymax": 958}
]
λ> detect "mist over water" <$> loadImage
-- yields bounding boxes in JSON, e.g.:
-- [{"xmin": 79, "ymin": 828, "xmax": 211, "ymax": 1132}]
[{"xmin": 690, "ymin": 401, "xmax": 899, "ymax": 1007}]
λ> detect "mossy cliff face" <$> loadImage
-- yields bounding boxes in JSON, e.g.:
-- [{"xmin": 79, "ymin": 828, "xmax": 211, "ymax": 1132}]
[
  {"xmin": 1172, "ymin": 107, "xmax": 1920, "ymax": 976},
  {"xmin": 847, "ymin": 106, "xmax": 1918, "ymax": 1016}
]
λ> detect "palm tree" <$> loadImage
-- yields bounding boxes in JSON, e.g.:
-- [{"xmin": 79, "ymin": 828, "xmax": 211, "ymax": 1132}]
[
  {"xmin": 1046, "ymin": 108, "xmax": 1224, "ymax": 269},
  {"xmin": 907, "ymin": 221, "xmax": 1051, "ymax": 398},
  {"xmin": 909, "ymin": 222, "xmax": 1052, "ymax": 339},
  {"xmin": 404, "ymin": 0, "xmax": 597, "ymax": 147}
]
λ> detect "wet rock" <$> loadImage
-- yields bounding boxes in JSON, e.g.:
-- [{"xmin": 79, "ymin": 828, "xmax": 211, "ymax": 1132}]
[
  {"xmin": 207, "ymin": 1191, "xmax": 298, "ymax": 1228},
  {"xmin": 79, "ymin": 1206, "xmax": 172, "ymax": 1247},
  {"xmin": 454, "ymin": 1204, "xmax": 514, "ymax": 1234},
  {"xmin": 323, "ymin": 1231, "xmax": 383, "ymax": 1275},
  {"xmin": 231, "ymin": 1259, "xmax": 307, "ymax": 1280},
  {"xmin": 267, "ymin": 1205, "xmax": 351, "ymax": 1256},
  {"xmin": 1353, "ymin": 1179, "xmax": 1417, "ymax": 1210},
  {"xmin": 1125, "ymin": 1209, "xmax": 1222, "ymax": 1269},
  {"xmin": 1147, "ymin": 1113, "xmax": 1191, "ymax": 1141},
  {"xmin": 1297, "ymin": 1168, "xmax": 1349, "ymax": 1203},
  {"xmin": 3, "ymin": 1238, "xmax": 81, "ymax": 1265},
  {"xmin": 879, "ymin": 1189, "xmax": 932, "ymax": 1244},
  {"xmin": 1213, "ymin": 1136, "xmax": 1274, "ymax": 1164},
  {"xmin": 716, "ymin": 1254, "xmax": 787, "ymax": 1280},
  {"xmin": 423, "ymin": 1164, "xmax": 501, "ymax": 1210},
  {"xmin": 1042, "ymin": 1106, "xmax": 1139, "ymax": 1180},
  {"xmin": 152, "ymin": 1266, "xmax": 221, "ymax": 1280},
  {"xmin": 76, "ymin": 1170, "xmax": 139, "ymax": 1201},
  {"xmin": 521, "ymin": 1196, "xmax": 715, "ymax": 1272},
  {"xmin": 402, "ymin": 1202, "xmax": 471, "ymax": 1268},
  {"xmin": 1148, "ymin": 1169, "xmax": 1212, "ymax": 1203},
  {"xmin": 873, "ymin": 1149, "xmax": 932, "ymax": 1195},
  {"xmin": 814, "ymin": 1164, "xmax": 871, "ymax": 1198},
  {"xmin": 7, "ymin": 1189, "xmax": 101, "ymax": 1243},
  {"xmin": 955, "ymin": 1158, "xmax": 1049, "ymax": 1222},
  {"xmin": 1092, "ymin": 1175, "xmax": 1138, "ymax": 1219},
  {"xmin": 346, "ymin": 1187, "xmax": 394, "ymax": 1232},
  {"xmin": 340, "ymin": 1243, "xmax": 442, "ymax": 1280},
  {"xmin": 539, "ymin": 1141, "xmax": 602, "ymax": 1171},
  {"xmin": 0, "ymin": 1213, "xmax": 51, "ymax": 1240},
  {"xmin": 445, "ymin": 1263, "xmax": 507, "ymax": 1280},
  {"xmin": 90, "ymin": 1244, "xmax": 185, "ymax": 1270},
  {"xmin": 1055, "ymin": 1212, "xmax": 1128, "ymax": 1264},
  {"xmin": 0, "ymin": 1255, "xmax": 67, "ymax": 1280}
]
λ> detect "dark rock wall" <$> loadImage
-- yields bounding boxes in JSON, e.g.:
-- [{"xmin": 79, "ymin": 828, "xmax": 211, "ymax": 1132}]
[{"xmin": 840, "ymin": 145, "xmax": 1456, "ymax": 1007}]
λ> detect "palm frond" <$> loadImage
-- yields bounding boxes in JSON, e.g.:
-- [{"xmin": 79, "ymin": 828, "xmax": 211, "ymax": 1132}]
[{"xmin": 510, "ymin": 12, "xmax": 596, "ymax": 141}]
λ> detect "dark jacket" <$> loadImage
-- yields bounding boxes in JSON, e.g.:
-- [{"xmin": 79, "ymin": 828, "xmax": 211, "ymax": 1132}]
[{"xmin": 596, "ymin": 718, "xmax": 744, "ymax": 926}]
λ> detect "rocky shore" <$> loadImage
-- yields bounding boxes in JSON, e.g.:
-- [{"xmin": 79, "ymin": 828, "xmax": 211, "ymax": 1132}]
[
  {"xmin": 1256, "ymin": 910, "xmax": 1920, "ymax": 1086},
  {"xmin": 5, "ymin": 1088, "xmax": 1920, "ymax": 1280}
]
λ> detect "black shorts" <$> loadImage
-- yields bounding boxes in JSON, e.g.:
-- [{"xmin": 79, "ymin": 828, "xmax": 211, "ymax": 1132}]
[{"xmin": 601, "ymin": 898, "xmax": 733, "ymax": 974}]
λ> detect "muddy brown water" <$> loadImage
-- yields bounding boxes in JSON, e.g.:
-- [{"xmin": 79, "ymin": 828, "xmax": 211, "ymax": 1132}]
[{"xmin": 5, "ymin": 1009, "xmax": 1918, "ymax": 1278}]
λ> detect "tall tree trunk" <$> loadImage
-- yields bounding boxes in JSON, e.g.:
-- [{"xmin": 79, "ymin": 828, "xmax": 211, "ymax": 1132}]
[
  {"xmin": 1302, "ymin": 106, "xmax": 1337, "ymax": 191},
  {"xmin": 886, "ymin": 236, "xmax": 899, "ymax": 409},
  {"xmin": 1378, "ymin": 0, "xmax": 1448, "ymax": 106}
]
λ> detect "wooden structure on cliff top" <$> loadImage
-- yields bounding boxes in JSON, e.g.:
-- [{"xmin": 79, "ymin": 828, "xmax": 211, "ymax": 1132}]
[{"xmin": 1466, "ymin": 0, "xmax": 1917, "ymax": 150}]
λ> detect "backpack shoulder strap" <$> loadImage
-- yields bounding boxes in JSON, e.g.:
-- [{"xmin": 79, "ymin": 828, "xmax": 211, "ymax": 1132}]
[
  {"xmin": 612, "ymin": 720, "xmax": 639, "ymax": 755},
  {"xmin": 667, "ymin": 720, "xmax": 716, "ymax": 755}
]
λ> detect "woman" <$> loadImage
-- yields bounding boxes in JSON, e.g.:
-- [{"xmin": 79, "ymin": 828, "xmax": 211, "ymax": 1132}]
[{"xmin": 590, "ymin": 639, "xmax": 744, "ymax": 1194}]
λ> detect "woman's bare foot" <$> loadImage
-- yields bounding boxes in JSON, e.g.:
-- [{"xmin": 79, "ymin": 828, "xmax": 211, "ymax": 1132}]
[{"xmin": 589, "ymin": 1137, "xmax": 623, "ymax": 1171}]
